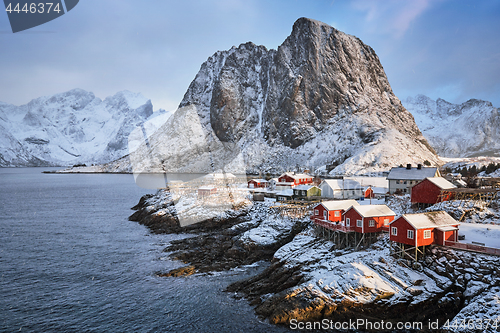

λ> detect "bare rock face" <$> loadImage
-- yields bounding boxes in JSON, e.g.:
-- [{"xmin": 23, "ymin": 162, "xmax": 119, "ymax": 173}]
[
  {"xmin": 261, "ymin": 17, "xmax": 416, "ymax": 148},
  {"xmin": 178, "ymin": 17, "xmax": 438, "ymax": 174}
]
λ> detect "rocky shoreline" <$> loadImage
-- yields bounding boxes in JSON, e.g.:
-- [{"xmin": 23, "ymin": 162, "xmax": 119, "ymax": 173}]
[
  {"xmin": 130, "ymin": 190, "xmax": 500, "ymax": 332},
  {"xmin": 129, "ymin": 191, "xmax": 309, "ymax": 272}
]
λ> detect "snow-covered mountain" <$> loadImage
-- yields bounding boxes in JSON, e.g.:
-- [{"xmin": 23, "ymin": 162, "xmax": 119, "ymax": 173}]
[
  {"xmin": 0, "ymin": 89, "xmax": 160, "ymax": 167},
  {"xmin": 113, "ymin": 18, "xmax": 439, "ymax": 176},
  {"xmin": 403, "ymin": 95, "xmax": 500, "ymax": 158}
]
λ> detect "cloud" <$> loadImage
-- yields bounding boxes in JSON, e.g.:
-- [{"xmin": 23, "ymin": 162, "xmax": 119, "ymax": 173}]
[{"xmin": 352, "ymin": 0, "xmax": 433, "ymax": 39}]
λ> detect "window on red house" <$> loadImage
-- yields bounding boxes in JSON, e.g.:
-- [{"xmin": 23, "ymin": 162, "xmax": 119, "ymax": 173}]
[{"xmin": 407, "ymin": 230, "xmax": 414, "ymax": 239}]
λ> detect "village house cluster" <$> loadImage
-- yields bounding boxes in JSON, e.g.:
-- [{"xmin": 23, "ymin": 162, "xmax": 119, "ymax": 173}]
[
  {"xmin": 245, "ymin": 163, "xmax": 500, "ymax": 260},
  {"xmin": 311, "ymin": 198, "xmax": 460, "ymax": 260},
  {"xmin": 193, "ymin": 164, "xmax": 499, "ymax": 260}
]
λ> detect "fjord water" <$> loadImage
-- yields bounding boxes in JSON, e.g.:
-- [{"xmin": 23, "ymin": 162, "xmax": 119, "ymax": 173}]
[{"xmin": 0, "ymin": 168, "xmax": 287, "ymax": 332}]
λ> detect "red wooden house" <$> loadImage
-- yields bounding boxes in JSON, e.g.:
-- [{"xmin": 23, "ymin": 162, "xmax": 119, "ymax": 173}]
[
  {"xmin": 277, "ymin": 173, "xmax": 313, "ymax": 186},
  {"xmin": 343, "ymin": 205, "xmax": 396, "ymax": 233},
  {"xmin": 248, "ymin": 179, "xmax": 269, "ymax": 188},
  {"xmin": 411, "ymin": 177, "xmax": 456, "ymax": 207},
  {"xmin": 311, "ymin": 200, "xmax": 359, "ymax": 224},
  {"xmin": 198, "ymin": 186, "xmax": 217, "ymax": 197},
  {"xmin": 389, "ymin": 211, "xmax": 459, "ymax": 247}
]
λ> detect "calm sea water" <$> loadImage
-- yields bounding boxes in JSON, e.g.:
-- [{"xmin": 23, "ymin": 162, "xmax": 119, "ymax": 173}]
[{"xmin": 0, "ymin": 168, "xmax": 290, "ymax": 333}]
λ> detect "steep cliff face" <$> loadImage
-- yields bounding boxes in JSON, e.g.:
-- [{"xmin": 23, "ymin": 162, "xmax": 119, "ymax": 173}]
[
  {"xmin": 174, "ymin": 17, "xmax": 438, "ymax": 174},
  {"xmin": 404, "ymin": 95, "xmax": 500, "ymax": 157}
]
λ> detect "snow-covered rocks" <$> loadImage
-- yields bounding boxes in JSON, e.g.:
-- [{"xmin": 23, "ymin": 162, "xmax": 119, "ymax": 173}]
[
  {"xmin": 404, "ymin": 95, "xmax": 500, "ymax": 158},
  {"xmin": 231, "ymin": 227, "xmax": 500, "ymax": 327},
  {"xmin": 0, "ymin": 89, "xmax": 158, "ymax": 167},
  {"xmin": 452, "ymin": 286, "xmax": 500, "ymax": 333},
  {"xmin": 239, "ymin": 217, "xmax": 297, "ymax": 247},
  {"xmin": 131, "ymin": 191, "xmax": 500, "ymax": 328}
]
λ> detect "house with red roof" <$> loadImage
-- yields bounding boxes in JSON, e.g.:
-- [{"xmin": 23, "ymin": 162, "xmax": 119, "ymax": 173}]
[
  {"xmin": 276, "ymin": 173, "xmax": 313, "ymax": 190},
  {"xmin": 248, "ymin": 179, "xmax": 269, "ymax": 189}
]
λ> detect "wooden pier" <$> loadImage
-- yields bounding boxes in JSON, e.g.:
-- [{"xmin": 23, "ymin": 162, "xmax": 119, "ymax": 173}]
[{"xmin": 313, "ymin": 219, "xmax": 379, "ymax": 250}]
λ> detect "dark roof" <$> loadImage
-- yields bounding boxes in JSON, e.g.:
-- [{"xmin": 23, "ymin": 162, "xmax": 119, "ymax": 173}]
[{"xmin": 387, "ymin": 167, "xmax": 438, "ymax": 180}]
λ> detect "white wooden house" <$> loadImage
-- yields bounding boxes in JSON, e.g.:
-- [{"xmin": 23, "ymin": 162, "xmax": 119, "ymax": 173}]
[
  {"xmin": 319, "ymin": 179, "xmax": 364, "ymax": 199},
  {"xmin": 387, "ymin": 164, "xmax": 440, "ymax": 194}
]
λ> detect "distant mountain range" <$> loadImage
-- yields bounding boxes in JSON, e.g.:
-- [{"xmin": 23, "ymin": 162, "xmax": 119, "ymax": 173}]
[
  {"xmin": 403, "ymin": 95, "xmax": 500, "ymax": 158},
  {"xmin": 0, "ymin": 89, "xmax": 169, "ymax": 167}
]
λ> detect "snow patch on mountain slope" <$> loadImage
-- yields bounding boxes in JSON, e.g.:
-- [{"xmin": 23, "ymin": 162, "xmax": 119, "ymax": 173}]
[
  {"xmin": 404, "ymin": 95, "xmax": 500, "ymax": 158},
  {"xmin": 0, "ymin": 89, "xmax": 160, "ymax": 167}
]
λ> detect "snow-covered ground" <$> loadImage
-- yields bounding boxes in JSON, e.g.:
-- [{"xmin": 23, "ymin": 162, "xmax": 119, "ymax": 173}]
[
  {"xmin": 441, "ymin": 156, "xmax": 500, "ymax": 173},
  {"xmin": 274, "ymin": 229, "xmax": 445, "ymax": 305},
  {"xmin": 459, "ymin": 223, "xmax": 500, "ymax": 248},
  {"xmin": 358, "ymin": 198, "xmax": 386, "ymax": 205}
]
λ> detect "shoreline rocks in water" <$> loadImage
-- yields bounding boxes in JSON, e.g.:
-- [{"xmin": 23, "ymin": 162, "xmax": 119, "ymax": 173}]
[
  {"xmin": 156, "ymin": 266, "xmax": 196, "ymax": 277},
  {"xmin": 128, "ymin": 190, "xmax": 251, "ymax": 234},
  {"xmin": 130, "ymin": 190, "xmax": 500, "ymax": 332}
]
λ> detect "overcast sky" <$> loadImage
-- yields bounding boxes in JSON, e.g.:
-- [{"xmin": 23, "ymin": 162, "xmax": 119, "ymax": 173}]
[{"xmin": 1, "ymin": 0, "xmax": 499, "ymax": 111}]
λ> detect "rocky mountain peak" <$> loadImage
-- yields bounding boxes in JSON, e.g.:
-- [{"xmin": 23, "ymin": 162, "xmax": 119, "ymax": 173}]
[
  {"xmin": 436, "ymin": 98, "xmax": 457, "ymax": 116},
  {"xmin": 173, "ymin": 18, "xmax": 439, "ymax": 174},
  {"xmin": 183, "ymin": 18, "xmax": 424, "ymax": 148},
  {"xmin": 462, "ymin": 98, "xmax": 493, "ymax": 109}
]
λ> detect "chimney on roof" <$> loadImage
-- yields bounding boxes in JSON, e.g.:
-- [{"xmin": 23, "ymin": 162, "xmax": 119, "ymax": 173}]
[
  {"xmin": 406, "ymin": 164, "xmax": 412, "ymax": 170},
  {"xmin": 417, "ymin": 164, "xmax": 422, "ymax": 170}
]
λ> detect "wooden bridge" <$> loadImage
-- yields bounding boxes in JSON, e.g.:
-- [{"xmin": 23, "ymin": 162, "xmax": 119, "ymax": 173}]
[
  {"xmin": 269, "ymin": 202, "xmax": 316, "ymax": 218},
  {"xmin": 313, "ymin": 219, "xmax": 380, "ymax": 249},
  {"xmin": 437, "ymin": 188, "xmax": 499, "ymax": 205},
  {"xmin": 444, "ymin": 240, "xmax": 500, "ymax": 256},
  {"xmin": 313, "ymin": 219, "xmax": 355, "ymax": 233}
]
